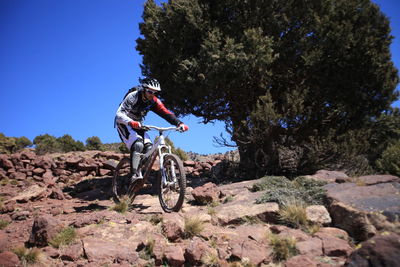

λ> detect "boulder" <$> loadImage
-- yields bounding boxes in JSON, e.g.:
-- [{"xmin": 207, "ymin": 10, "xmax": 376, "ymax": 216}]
[
  {"xmin": 184, "ymin": 237, "xmax": 215, "ymax": 265},
  {"xmin": 161, "ymin": 213, "xmax": 184, "ymax": 242},
  {"xmin": 324, "ymin": 179, "xmax": 400, "ymax": 241},
  {"xmin": 345, "ymin": 232, "xmax": 400, "ymax": 267},
  {"xmin": 306, "ymin": 205, "xmax": 332, "ymax": 226},
  {"xmin": 0, "ymin": 231, "xmax": 7, "ymax": 253},
  {"xmin": 307, "ymin": 170, "xmax": 349, "ymax": 183},
  {"xmin": 295, "ymin": 237, "xmax": 323, "ymax": 257},
  {"xmin": 9, "ymin": 184, "xmax": 49, "ymax": 203},
  {"xmin": 285, "ymin": 255, "xmax": 318, "ymax": 267},
  {"xmin": 164, "ymin": 245, "xmax": 185, "ymax": 267},
  {"xmin": 230, "ymin": 239, "xmax": 272, "ymax": 266},
  {"xmin": 29, "ymin": 215, "xmax": 65, "ymax": 247},
  {"xmin": 356, "ymin": 174, "xmax": 399, "ymax": 185},
  {"xmin": 60, "ymin": 243, "xmax": 83, "ymax": 261},
  {"xmin": 0, "ymin": 251, "xmax": 20, "ymax": 267},
  {"xmin": 314, "ymin": 232, "xmax": 353, "ymax": 257},
  {"xmin": 192, "ymin": 182, "xmax": 221, "ymax": 204}
]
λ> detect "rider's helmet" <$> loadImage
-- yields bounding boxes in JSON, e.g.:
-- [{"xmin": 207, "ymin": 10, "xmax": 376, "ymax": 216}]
[{"xmin": 140, "ymin": 77, "xmax": 161, "ymax": 92}]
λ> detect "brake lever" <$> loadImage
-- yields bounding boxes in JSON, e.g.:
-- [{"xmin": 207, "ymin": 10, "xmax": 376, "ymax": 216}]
[{"xmin": 141, "ymin": 125, "xmax": 150, "ymax": 131}]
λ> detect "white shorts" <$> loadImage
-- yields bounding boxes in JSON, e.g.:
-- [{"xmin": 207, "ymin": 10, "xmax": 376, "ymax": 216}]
[{"xmin": 116, "ymin": 123, "xmax": 152, "ymax": 150}]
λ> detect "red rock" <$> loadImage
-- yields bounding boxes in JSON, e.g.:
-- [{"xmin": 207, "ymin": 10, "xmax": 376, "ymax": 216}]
[
  {"xmin": 164, "ymin": 245, "xmax": 185, "ymax": 267},
  {"xmin": 99, "ymin": 168, "xmax": 111, "ymax": 176},
  {"xmin": 296, "ymin": 237, "xmax": 323, "ymax": 257},
  {"xmin": 183, "ymin": 160, "xmax": 196, "ymax": 167},
  {"xmin": 314, "ymin": 232, "xmax": 353, "ymax": 257},
  {"xmin": 0, "ymin": 231, "xmax": 8, "ymax": 253},
  {"xmin": 0, "ymin": 251, "xmax": 20, "ymax": 267},
  {"xmin": 33, "ymin": 168, "xmax": 46, "ymax": 175},
  {"xmin": 161, "ymin": 214, "xmax": 184, "ymax": 242},
  {"xmin": 60, "ymin": 243, "xmax": 83, "ymax": 261},
  {"xmin": 192, "ymin": 182, "xmax": 220, "ymax": 204},
  {"xmin": 345, "ymin": 232, "xmax": 400, "ymax": 267},
  {"xmin": 0, "ymin": 155, "xmax": 14, "ymax": 170},
  {"xmin": 33, "ymin": 156, "xmax": 55, "ymax": 169},
  {"xmin": 9, "ymin": 172, "xmax": 26, "ymax": 180},
  {"xmin": 231, "ymin": 239, "xmax": 272, "ymax": 265},
  {"xmin": 29, "ymin": 215, "xmax": 65, "ymax": 247},
  {"xmin": 285, "ymin": 255, "xmax": 318, "ymax": 267},
  {"xmin": 184, "ymin": 237, "xmax": 214, "ymax": 265},
  {"xmin": 50, "ymin": 187, "xmax": 65, "ymax": 200}
]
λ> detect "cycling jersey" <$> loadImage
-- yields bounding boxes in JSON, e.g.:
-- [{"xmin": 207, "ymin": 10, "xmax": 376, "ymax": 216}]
[{"xmin": 115, "ymin": 89, "xmax": 182, "ymax": 127}]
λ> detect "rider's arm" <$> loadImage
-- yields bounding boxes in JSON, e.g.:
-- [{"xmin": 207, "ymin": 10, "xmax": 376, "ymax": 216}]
[
  {"xmin": 115, "ymin": 92, "xmax": 140, "ymax": 127},
  {"xmin": 151, "ymin": 96, "xmax": 182, "ymax": 126}
]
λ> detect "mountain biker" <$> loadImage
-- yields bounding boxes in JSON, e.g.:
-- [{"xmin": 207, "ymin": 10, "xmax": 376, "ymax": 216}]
[{"xmin": 114, "ymin": 77, "xmax": 189, "ymax": 182}]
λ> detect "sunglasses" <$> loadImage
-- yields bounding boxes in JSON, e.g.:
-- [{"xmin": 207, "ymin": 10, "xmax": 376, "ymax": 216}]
[{"xmin": 145, "ymin": 88, "xmax": 157, "ymax": 95}]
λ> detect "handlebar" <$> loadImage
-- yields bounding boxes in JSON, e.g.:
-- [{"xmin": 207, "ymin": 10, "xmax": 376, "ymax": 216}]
[{"xmin": 141, "ymin": 125, "xmax": 181, "ymax": 132}]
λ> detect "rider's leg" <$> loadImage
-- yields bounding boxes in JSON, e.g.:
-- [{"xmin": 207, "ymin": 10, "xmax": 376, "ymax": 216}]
[{"xmin": 130, "ymin": 139, "xmax": 144, "ymax": 178}]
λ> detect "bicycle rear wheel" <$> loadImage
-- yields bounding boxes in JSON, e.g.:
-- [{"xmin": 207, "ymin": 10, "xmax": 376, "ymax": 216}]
[
  {"xmin": 158, "ymin": 154, "xmax": 186, "ymax": 212},
  {"xmin": 112, "ymin": 157, "xmax": 134, "ymax": 204}
]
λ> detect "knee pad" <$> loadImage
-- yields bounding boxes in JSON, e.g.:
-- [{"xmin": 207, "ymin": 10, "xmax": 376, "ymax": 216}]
[
  {"xmin": 131, "ymin": 140, "xmax": 144, "ymax": 153},
  {"xmin": 144, "ymin": 143, "xmax": 153, "ymax": 154}
]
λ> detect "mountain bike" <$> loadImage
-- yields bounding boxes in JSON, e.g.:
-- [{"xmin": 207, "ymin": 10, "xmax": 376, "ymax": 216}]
[{"xmin": 112, "ymin": 125, "xmax": 186, "ymax": 212}]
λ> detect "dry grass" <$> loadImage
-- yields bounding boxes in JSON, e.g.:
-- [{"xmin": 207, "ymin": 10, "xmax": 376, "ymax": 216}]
[
  {"xmin": 201, "ymin": 251, "xmax": 219, "ymax": 267},
  {"xmin": 184, "ymin": 216, "xmax": 205, "ymax": 238},
  {"xmin": 268, "ymin": 233, "xmax": 298, "ymax": 262},
  {"xmin": 0, "ymin": 219, "xmax": 10, "ymax": 230},
  {"xmin": 111, "ymin": 197, "xmax": 130, "ymax": 213},
  {"xmin": 278, "ymin": 199, "xmax": 308, "ymax": 228},
  {"xmin": 49, "ymin": 226, "xmax": 77, "ymax": 248},
  {"xmin": 12, "ymin": 246, "xmax": 42, "ymax": 265}
]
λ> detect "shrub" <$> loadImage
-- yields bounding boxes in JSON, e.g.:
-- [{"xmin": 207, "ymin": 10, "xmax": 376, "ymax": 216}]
[
  {"xmin": 255, "ymin": 176, "xmax": 326, "ymax": 206},
  {"xmin": 111, "ymin": 199, "xmax": 129, "ymax": 213},
  {"xmin": 278, "ymin": 199, "xmax": 308, "ymax": 228},
  {"xmin": 86, "ymin": 136, "xmax": 104, "ymax": 151},
  {"xmin": 12, "ymin": 246, "xmax": 41, "ymax": 264},
  {"xmin": 0, "ymin": 219, "xmax": 10, "ymax": 230},
  {"xmin": 250, "ymin": 176, "xmax": 290, "ymax": 192},
  {"xmin": 49, "ymin": 226, "xmax": 77, "ymax": 248},
  {"xmin": 201, "ymin": 251, "xmax": 219, "ymax": 267},
  {"xmin": 184, "ymin": 217, "xmax": 204, "ymax": 238},
  {"xmin": 376, "ymin": 140, "xmax": 400, "ymax": 176},
  {"xmin": 0, "ymin": 133, "xmax": 32, "ymax": 154},
  {"xmin": 34, "ymin": 134, "xmax": 60, "ymax": 154},
  {"xmin": 57, "ymin": 134, "xmax": 86, "ymax": 152},
  {"xmin": 268, "ymin": 233, "xmax": 298, "ymax": 262}
]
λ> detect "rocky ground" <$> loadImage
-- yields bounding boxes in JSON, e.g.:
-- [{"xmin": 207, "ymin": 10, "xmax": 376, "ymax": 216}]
[{"xmin": 0, "ymin": 150, "xmax": 399, "ymax": 266}]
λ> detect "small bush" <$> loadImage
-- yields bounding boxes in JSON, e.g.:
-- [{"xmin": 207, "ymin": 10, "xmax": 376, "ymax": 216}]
[
  {"xmin": 111, "ymin": 198, "xmax": 130, "ymax": 213},
  {"xmin": 49, "ymin": 226, "xmax": 77, "ymax": 248},
  {"xmin": 201, "ymin": 251, "xmax": 219, "ymax": 267},
  {"xmin": 12, "ymin": 246, "xmax": 41, "ymax": 264},
  {"xmin": 255, "ymin": 176, "xmax": 326, "ymax": 206},
  {"xmin": 250, "ymin": 176, "xmax": 290, "ymax": 192},
  {"xmin": 184, "ymin": 217, "xmax": 204, "ymax": 238},
  {"xmin": 278, "ymin": 199, "xmax": 308, "ymax": 228},
  {"xmin": 269, "ymin": 233, "xmax": 298, "ymax": 262},
  {"xmin": 86, "ymin": 136, "xmax": 104, "ymax": 151},
  {"xmin": 376, "ymin": 140, "xmax": 400, "ymax": 176},
  {"xmin": 139, "ymin": 238, "xmax": 155, "ymax": 260},
  {"xmin": 0, "ymin": 219, "xmax": 10, "ymax": 230}
]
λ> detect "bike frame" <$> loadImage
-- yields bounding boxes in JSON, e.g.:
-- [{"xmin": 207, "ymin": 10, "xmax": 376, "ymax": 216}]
[{"xmin": 139, "ymin": 125, "xmax": 178, "ymax": 186}]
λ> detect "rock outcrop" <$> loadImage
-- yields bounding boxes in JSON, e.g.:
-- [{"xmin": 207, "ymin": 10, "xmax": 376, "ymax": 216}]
[{"xmin": 1, "ymin": 151, "xmax": 399, "ymax": 266}]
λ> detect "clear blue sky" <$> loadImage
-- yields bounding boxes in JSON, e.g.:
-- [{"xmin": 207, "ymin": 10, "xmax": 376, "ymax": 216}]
[{"xmin": 0, "ymin": 0, "xmax": 399, "ymax": 155}]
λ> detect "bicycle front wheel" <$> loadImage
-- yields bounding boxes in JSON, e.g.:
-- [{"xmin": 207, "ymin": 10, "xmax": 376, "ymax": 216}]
[
  {"xmin": 112, "ymin": 157, "xmax": 134, "ymax": 204},
  {"xmin": 158, "ymin": 154, "xmax": 186, "ymax": 212}
]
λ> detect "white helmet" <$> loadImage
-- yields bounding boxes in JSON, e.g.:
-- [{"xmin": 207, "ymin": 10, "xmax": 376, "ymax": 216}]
[{"xmin": 140, "ymin": 77, "xmax": 161, "ymax": 91}]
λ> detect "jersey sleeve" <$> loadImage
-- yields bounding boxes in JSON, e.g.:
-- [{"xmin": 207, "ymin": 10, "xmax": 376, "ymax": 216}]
[{"xmin": 151, "ymin": 96, "xmax": 182, "ymax": 126}]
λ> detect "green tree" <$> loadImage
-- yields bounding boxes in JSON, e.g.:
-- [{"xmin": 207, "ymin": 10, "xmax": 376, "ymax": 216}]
[
  {"xmin": 137, "ymin": 0, "xmax": 399, "ymax": 175},
  {"xmin": 57, "ymin": 135, "xmax": 86, "ymax": 152},
  {"xmin": 86, "ymin": 136, "xmax": 104, "ymax": 151},
  {"xmin": 33, "ymin": 134, "xmax": 60, "ymax": 155}
]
